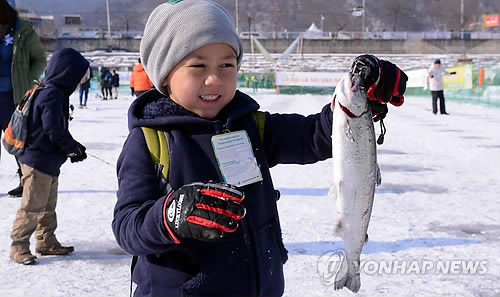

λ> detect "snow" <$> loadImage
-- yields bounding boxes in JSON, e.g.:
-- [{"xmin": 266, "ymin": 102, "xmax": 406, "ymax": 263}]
[{"xmin": 1, "ymin": 88, "xmax": 499, "ymax": 297}]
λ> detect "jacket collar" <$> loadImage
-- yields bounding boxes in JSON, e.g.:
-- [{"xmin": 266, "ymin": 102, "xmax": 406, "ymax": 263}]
[{"xmin": 128, "ymin": 89, "xmax": 260, "ymax": 132}]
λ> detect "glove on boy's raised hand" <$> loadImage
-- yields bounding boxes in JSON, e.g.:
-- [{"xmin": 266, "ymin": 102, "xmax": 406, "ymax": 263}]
[
  {"xmin": 163, "ymin": 182, "xmax": 246, "ymax": 243},
  {"xmin": 350, "ymin": 54, "xmax": 408, "ymax": 106}
]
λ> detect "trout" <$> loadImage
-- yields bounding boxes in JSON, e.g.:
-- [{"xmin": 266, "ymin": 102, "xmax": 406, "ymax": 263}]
[{"xmin": 330, "ymin": 73, "xmax": 381, "ymax": 293}]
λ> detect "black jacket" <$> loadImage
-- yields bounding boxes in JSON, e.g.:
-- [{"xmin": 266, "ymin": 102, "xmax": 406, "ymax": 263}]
[{"xmin": 111, "ymin": 72, "xmax": 119, "ymax": 87}]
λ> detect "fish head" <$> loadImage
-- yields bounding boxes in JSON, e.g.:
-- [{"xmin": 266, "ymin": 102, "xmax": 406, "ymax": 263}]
[{"xmin": 333, "ymin": 73, "xmax": 370, "ymax": 117}]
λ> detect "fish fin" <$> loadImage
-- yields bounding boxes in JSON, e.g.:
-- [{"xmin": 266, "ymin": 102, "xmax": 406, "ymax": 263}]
[
  {"xmin": 334, "ymin": 275, "xmax": 347, "ymax": 291},
  {"xmin": 334, "ymin": 268, "xmax": 361, "ymax": 293},
  {"xmin": 342, "ymin": 119, "xmax": 355, "ymax": 142},
  {"xmin": 333, "ymin": 254, "xmax": 348, "ymax": 291},
  {"xmin": 376, "ymin": 163, "xmax": 382, "ymax": 186},
  {"xmin": 346, "ymin": 274, "xmax": 361, "ymax": 293}
]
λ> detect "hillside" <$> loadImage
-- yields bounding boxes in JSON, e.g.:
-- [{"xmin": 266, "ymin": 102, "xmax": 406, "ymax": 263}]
[{"xmin": 17, "ymin": 0, "xmax": 500, "ymax": 34}]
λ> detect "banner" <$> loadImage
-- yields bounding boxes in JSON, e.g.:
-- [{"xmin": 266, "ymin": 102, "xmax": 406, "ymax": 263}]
[
  {"xmin": 444, "ymin": 65, "xmax": 473, "ymax": 90},
  {"xmin": 275, "ymin": 71, "xmax": 344, "ymax": 87},
  {"xmin": 483, "ymin": 14, "xmax": 500, "ymax": 27},
  {"xmin": 405, "ymin": 69, "xmax": 428, "ymax": 88}
]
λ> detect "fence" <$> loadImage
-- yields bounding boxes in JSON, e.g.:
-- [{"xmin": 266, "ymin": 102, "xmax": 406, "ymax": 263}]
[
  {"xmin": 239, "ymin": 30, "xmax": 500, "ymax": 40},
  {"xmin": 405, "ymin": 63, "xmax": 500, "ymax": 107},
  {"xmin": 238, "ymin": 64, "xmax": 500, "ymax": 106}
]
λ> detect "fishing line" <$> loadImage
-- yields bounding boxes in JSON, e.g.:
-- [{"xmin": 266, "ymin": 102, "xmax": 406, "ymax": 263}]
[{"xmin": 87, "ymin": 152, "xmax": 115, "ymax": 167}]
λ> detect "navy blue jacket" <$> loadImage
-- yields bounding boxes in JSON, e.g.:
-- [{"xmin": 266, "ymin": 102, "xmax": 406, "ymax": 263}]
[
  {"xmin": 113, "ymin": 90, "xmax": 333, "ymax": 296},
  {"xmin": 18, "ymin": 48, "xmax": 89, "ymax": 176}
]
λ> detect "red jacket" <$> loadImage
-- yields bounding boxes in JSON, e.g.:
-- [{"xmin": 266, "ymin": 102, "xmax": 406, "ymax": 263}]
[{"xmin": 130, "ymin": 63, "xmax": 153, "ymax": 92}]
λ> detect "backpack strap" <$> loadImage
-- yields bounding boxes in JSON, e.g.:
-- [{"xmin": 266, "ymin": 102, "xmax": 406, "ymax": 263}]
[
  {"xmin": 141, "ymin": 127, "xmax": 170, "ymax": 182},
  {"xmin": 28, "ymin": 82, "xmax": 53, "ymax": 149},
  {"xmin": 251, "ymin": 111, "xmax": 266, "ymax": 144}
]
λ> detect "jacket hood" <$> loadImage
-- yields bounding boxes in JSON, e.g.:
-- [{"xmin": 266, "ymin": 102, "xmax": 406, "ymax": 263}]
[
  {"xmin": 44, "ymin": 48, "xmax": 89, "ymax": 96},
  {"xmin": 127, "ymin": 89, "xmax": 260, "ymax": 132},
  {"xmin": 133, "ymin": 63, "xmax": 145, "ymax": 73}
]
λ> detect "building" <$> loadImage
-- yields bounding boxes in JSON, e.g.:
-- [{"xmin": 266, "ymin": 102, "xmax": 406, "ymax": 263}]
[{"xmin": 18, "ymin": 11, "xmax": 56, "ymax": 40}]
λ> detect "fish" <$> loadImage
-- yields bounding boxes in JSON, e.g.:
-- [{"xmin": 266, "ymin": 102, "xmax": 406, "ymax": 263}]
[{"xmin": 330, "ymin": 73, "xmax": 381, "ymax": 293}]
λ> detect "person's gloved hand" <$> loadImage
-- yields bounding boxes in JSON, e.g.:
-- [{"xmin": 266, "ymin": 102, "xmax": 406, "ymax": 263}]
[
  {"xmin": 350, "ymin": 54, "xmax": 408, "ymax": 106},
  {"xmin": 370, "ymin": 101, "xmax": 388, "ymax": 122},
  {"xmin": 163, "ymin": 182, "xmax": 246, "ymax": 243},
  {"xmin": 67, "ymin": 143, "xmax": 87, "ymax": 163}
]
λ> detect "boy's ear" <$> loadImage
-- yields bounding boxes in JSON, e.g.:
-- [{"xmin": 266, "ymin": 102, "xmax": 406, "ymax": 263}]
[
  {"xmin": 161, "ymin": 78, "xmax": 168, "ymax": 87},
  {"xmin": 162, "ymin": 78, "xmax": 172, "ymax": 95},
  {"xmin": 162, "ymin": 80, "xmax": 172, "ymax": 95}
]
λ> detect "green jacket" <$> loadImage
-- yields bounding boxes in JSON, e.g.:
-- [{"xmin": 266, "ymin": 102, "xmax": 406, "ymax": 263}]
[{"xmin": 11, "ymin": 20, "xmax": 47, "ymax": 104}]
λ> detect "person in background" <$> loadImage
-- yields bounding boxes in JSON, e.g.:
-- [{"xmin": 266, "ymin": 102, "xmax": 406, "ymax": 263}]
[
  {"xmin": 100, "ymin": 67, "xmax": 112, "ymax": 100},
  {"xmin": 129, "ymin": 58, "xmax": 153, "ymax": 96},
  {"xmin": 427, "ymin": 59, "xmax": 455, "ymax": 115},
  {"xmin": 78, "ymin": 65, "xmax": 92, "ymax": 109},
  {"xmin": 0, "ymin": 0, "xmax": 47, "ymax": 198},
  {"xmin": 111, "ymin": 69, "xmax": 119, "ymax": 99},
  {"xmin": 10, "ymin": 48, "xmax": 88, "ymax": 265},
  {"xmin": 112, "ymin": 1, "xmax": 407, "ymax": 295}
]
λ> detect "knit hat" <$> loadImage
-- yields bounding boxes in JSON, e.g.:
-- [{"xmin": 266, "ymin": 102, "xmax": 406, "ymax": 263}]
[
  {"xmin": 140, "ymin": 0, "xmax": 243, "ymax": 96},
  {"xmin": 434, "ymin": 59, "xmax": 441, "ymax": 64}
]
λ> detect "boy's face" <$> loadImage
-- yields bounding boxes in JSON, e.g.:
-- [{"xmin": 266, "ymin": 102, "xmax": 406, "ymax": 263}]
[{"xmin": 162, "ymin": 43, "xmax": 238, "ymax": 119}]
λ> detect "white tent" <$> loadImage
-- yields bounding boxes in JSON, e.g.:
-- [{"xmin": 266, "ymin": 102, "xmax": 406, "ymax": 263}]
[{"xmin": 304, "ymin": 22, "xmax": 323, "ymax": 39}]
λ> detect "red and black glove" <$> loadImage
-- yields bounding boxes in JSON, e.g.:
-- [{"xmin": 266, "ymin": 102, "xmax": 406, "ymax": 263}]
[
  {"xmin": 163, "ymin": 182, "xmax": 246, "ymax": 243},
  {"xmin": 350, "ymin": 54, "xmax": 408, "ymax": 107}
]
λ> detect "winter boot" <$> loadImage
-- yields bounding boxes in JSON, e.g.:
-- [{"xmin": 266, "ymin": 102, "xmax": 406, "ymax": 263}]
[
  {"xmin": 7, "ymin": 169, "xmax": 23, "ymax": 198},
  {"xmin": 36, "ymin": 244, "xmax": 74, "ymax": 256},
  {"xmin": 10, "ymin": 249, "xmax": 37, "ymax": 265}
]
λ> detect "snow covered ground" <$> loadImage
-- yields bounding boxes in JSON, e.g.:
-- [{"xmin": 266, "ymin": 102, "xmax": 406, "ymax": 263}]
[{"xmin": 0, "ymin": 88, "xmax": 499, "ymax": 296}]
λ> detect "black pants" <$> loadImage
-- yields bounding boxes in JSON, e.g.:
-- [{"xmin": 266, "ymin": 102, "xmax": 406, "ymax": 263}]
[
  {"xmin": 431, "ymin": 90, "xmax": 447, "ymax": 114},
  {"xmin": 101, "ymin": 86, "xmax": 112, "ymax": 98}
]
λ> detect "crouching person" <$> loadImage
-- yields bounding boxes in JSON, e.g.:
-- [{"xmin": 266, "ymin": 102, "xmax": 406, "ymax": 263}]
[{"xmin": 10, "ymin": 48, "xmax": 89, "ymax": 265}]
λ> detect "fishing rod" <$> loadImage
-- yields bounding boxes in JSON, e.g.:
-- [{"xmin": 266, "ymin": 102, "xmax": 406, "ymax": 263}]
[{"xmin": 87, "ymin": 152, "xmax": 115, "ymax": 167}]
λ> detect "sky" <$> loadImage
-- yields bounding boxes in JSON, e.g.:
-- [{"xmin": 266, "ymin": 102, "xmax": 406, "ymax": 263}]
[{"xmin": 0, "ymin": 85, "xmax": 499, "ymax": 296}]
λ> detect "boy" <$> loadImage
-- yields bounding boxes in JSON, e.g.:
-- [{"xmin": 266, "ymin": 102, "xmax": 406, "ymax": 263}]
[
  {"xmin": 10, "ymin": 48, "xmax": 88, "ymax": 265},
  {"xmin": 112, "ymin": 0, "xmax": 407, "ymax": 296}
]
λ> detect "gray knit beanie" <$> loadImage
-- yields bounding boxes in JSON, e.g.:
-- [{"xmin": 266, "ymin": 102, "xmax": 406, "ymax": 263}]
[{"xmin": 140, "ymin": 0, "xmax": 243, "ymax": 96}]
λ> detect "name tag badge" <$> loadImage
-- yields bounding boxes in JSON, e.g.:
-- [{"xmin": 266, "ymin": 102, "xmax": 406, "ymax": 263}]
[{"xmin": 211, "ymin": 130, "xmax": 263, "ymax": 187}]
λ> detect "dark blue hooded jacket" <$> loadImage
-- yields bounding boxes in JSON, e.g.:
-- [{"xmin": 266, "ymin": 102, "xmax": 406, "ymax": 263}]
[
  {"xmin": 18, "ymin": 48, "xmax": 89, "ymax": 176},
  {"xmin": 113, "ymin": 89, "xmax": 333, "ymax": 296}
]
